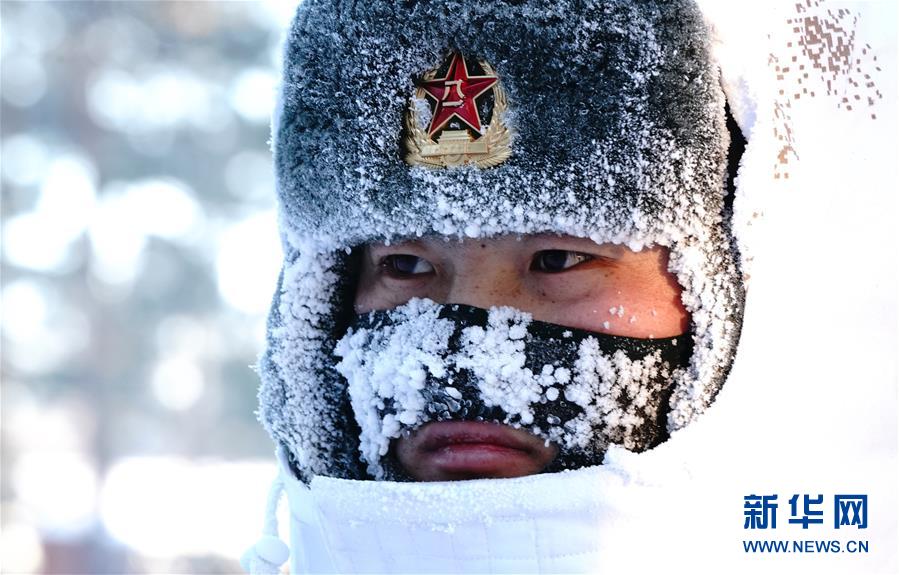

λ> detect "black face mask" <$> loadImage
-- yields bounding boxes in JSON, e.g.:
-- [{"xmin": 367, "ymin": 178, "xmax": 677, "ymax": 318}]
[{"xmin": 334, "ymin": 299, "xmax": 693, "ymax": 480}]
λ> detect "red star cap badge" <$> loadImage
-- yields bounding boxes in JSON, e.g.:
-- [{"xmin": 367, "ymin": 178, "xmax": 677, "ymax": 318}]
[{"xmin": 420, "ymin": 53, "xmax": 498, "ymax": 138}]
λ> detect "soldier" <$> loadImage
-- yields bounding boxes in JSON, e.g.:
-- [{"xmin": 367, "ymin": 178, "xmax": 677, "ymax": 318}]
[{"xmin": 244, "ymin": 0, "xmax": 745, "ymax": 572}]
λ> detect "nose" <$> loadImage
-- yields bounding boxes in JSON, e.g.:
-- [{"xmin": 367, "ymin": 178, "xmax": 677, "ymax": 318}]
[{"xmin": 443, "ymin": 253, "xmax": 525, "ymax": 311}]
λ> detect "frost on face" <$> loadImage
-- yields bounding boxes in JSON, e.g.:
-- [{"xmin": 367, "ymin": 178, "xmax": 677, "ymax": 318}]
[
  {"xmin": 454, "ymin": 307, "xmax": 542, "ymax": 426},
  {"xmin": 334, "ymin": 299, "xmax": 688, "ymax": 479},
  {"xmin": 565, "ymin": 339, "xmax": 674, "ymax": 452},
  {"xmin": 333, "ymin": 298, "xmax": 456, "ymax": 471}
]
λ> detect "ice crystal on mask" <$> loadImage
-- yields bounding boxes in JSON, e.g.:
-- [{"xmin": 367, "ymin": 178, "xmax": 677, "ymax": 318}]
[{"xmin": 334, "ymin": 299, "xmax": 686, "ymax": 478}]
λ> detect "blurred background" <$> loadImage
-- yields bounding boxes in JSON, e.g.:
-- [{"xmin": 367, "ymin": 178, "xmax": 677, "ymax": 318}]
[{"xmin": 1, "ymin": 2, "xmax": 298, "ymax": 573}]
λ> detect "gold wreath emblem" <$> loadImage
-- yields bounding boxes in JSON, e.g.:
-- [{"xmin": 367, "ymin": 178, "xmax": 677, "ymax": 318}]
[{"xmin": 403, "ymin": 59, "xmax": 512, "ymax": 169}]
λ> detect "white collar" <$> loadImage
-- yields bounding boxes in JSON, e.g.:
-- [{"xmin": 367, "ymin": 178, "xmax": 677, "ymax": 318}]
[{"xmin": 277, "ymin": 446, "xmax": 685, "ymax": 574}]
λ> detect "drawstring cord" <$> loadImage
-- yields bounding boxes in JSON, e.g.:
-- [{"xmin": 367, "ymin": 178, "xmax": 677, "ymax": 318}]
[{"xmin": 241, "ymin": 474, "xmax": 290, "ymax": 574}]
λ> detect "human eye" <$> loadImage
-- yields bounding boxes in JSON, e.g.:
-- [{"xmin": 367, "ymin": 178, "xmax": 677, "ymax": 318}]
[
  {"xmin": 379, "ymin": 254, "xmax": 435, "ymax": 278},
  {"xmin": 530, "ymin": 250, "xmax": 594, "ymax": 273}
]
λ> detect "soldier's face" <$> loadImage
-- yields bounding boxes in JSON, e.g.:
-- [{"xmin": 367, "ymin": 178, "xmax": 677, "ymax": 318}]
[{"xmin": 354, "ymin": 234, "xmax": 690, "ymax": 481}]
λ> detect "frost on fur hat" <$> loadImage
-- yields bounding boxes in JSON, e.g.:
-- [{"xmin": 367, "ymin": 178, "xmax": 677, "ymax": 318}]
[{"xmin": 258, "ymin": 0, "xmax": 744, "ymax": 481}]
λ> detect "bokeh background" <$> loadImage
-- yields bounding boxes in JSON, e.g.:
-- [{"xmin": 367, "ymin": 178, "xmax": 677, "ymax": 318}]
[{"xmin": 1, "ymin": 2, "xmax": 298, "ymax": 573}]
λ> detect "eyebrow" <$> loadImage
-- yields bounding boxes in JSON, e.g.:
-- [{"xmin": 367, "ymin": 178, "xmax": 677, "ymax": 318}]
[
  {"xmin": 521, "ymin": 234, "xmax": 627, "ymax": 254},
  {"xmin": 366, "ymin": 239, "xmax": 429, "ymax": 252}
]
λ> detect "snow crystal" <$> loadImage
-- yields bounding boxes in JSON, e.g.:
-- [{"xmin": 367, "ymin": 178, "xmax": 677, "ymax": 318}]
[
  {"xmin": 411, "ymin": 96, "xmax": 432, "ymax": 130},
  {"xmin": 334, "ymin": 299, "xmax": 456, "ymax": 472}
]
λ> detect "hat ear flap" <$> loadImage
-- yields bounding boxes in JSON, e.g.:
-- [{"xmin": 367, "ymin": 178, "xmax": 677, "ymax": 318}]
[{"xmin": 258, "ymin": 246, "xmax": 370, "ymax": 482}]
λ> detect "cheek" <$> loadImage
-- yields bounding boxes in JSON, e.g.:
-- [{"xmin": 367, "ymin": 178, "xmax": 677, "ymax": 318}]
[
  {"xmin": 353, "ymin": 265, "xmax": 381, "ymax": 313},
  {"xmin": 354, "ymin": 267, "xmax": 447, "ymax": 314},
  {"xmin": 355, "ymin": 283, "xmax": 429, "ymax": 314},
  {"xmin": 353, "ymin": 266, "xmax": 408, "ymax": 314},
  {"xmin": 530, "ymin": 268, "xmax": 689, "ymax": 338}
]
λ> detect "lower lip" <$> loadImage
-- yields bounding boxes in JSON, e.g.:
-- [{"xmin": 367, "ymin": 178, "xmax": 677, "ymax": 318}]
[{"xmin": 425, "ymin": 442, "xmax": 534, "ymax": 477}]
